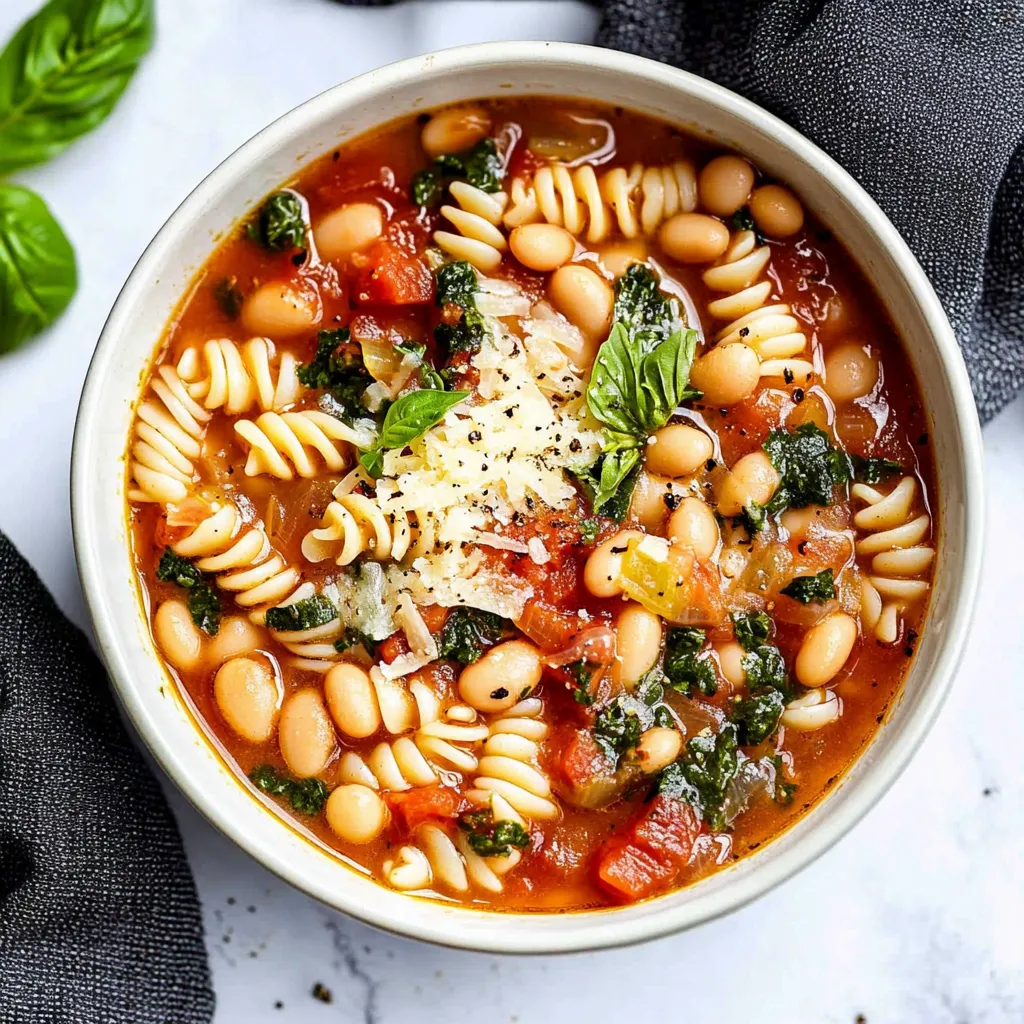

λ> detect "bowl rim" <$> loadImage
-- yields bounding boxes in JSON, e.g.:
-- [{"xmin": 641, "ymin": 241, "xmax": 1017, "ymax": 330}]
[{"xmin": 71, "ymin": 40, "xmax": 985, "ymax": 953}]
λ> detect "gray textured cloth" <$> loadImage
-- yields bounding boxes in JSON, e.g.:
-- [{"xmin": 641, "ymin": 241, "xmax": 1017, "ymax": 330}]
[{"xmin": 0, "ymin": 533, "xmax": 214, "ymax": 1023}]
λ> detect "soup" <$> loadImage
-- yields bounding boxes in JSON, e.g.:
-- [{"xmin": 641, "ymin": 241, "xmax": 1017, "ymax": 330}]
[{"xmin": 127, "ymin": 99, "xmax": 935, "ymax": 910}]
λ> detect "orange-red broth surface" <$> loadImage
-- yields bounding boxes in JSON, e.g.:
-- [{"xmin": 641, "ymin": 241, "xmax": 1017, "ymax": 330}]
[{"xmin": 129, "ymin": 99, "xmax": 935, "ymax": 911}]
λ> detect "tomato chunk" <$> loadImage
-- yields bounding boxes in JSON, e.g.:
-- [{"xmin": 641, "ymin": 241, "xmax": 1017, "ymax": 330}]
[
  {"xmin": 386, "ymin": 786, "xmax": 460, "ymax": 834},
  {"xmin": 356, "ymin": 242, "xmax": 433, "ymax": 305},
  {"xmin": 596, "ymin": 796, "xmax": 701, "ymax": 903}
]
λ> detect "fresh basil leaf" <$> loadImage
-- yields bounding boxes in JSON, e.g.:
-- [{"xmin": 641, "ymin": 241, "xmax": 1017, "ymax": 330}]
[
  {"xmin": 573, "ymin": 448, "xmax": 641, "ymax": 520},
  {"xmin": 637, "ymin": 328, "xmax": 701, "ymax": 425},
  {"xmin": 0, "ymin": 0, "xmax": 155, "ymax": 174},
  {"xmin": 613, "ymin": 264, "xmax": 674, "ymax": 346},
  {"xmin": 587, "ymin": 322, "xmax": 644, "ymax": 435},
  {"xmin": 359, "ymin": 448, "xmax": 385, "ymax": 478},
  {"xmin": 378, "ymin": 388, "xmax": 468, "ymax": 449},
  {"xmin": 0, "ymin": 184, "xmax": 76, "ymax": 353}
]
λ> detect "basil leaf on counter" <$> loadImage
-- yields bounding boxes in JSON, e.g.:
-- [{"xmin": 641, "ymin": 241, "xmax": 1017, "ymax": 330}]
[
  {"xmin": 0, "ymin": 0, "xmax": 155, "ymax": 174},
  {"xmin": 0, "ymin": 184, "xmax": 76, "ymax": 353}
]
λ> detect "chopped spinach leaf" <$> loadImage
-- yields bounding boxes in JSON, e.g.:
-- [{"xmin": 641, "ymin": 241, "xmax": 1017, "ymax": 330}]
[
  {"xmin": 770, "ymin": 755, "xmax": 797, "ymax": 805},
  {"xmin": 573, "ymin": 450, "xmax": 641, "ymax": 521},
  {"xmin": 462, "ymin": 138, "xmax": 503, "ymax": 192},
  {"xmin": 264, "ymin": 594, "xmax": 338, "ymax": 633},
  {"xmin": 781, "ymin": 568, "xmax": 836, "ymax": 605},
  {"xmin": 731, "ymin": 689, "xmax": 786, "ymax": 745},
  {"xmin": 156, "ymin": 550, "xmax": 221, "ymax": 635},
  {"xmin": 395, "ymin": 340, "xmax": 427, "ymax": 360},
  {"xmin": 740, "ymin": 501, "xmax": 766, "ymax": 535},
  {"xmin": 656, "ymin": 724, "xmax": 740, "ymax": 832},
  {"xmin": 435, "ymin": 260, "xmax": 478, "ymax": 310},
  {"xmin": 250, "ymin": 765, "xmax": 328, "ymax": 815},
  {"xmin": 852, "ymin": 456, "xmax": 903, "ymax": 484},
  {"xmin": 740, "ymin": 645, "xmax": 788, "ymax": 695},
  {"xmin": 612, "ymin": 264, "xmax": 675, "ymax": 347},
  {"xmin": 435, "ymin": 308, "xmax": 487, "ymax": 357},
  {"xmin": 593, "ymin": 697, "xmax": 643, "ymax": 765},
  {"xmin": 437, "ymin": 607, "xmax": 508, "ymax": 664},
  {"xmin": 296, "ymin": 328, "xmax": 373, "ymax": 423},
  {"xmin": 213, "ymin": 277, "xmax": 243, "ymax": 319},
  {"xmin": 333, "ymin": 627, "xmax": 376, "ymax": 655},
  {"xmin": 248, "ymin": 191, "xmax": 306, "ymax": 252},
  {"xmin": 458, "ymin": 809, "xmax": 530, "ymax": 857},
  {"xmin": 411, "ymin": 138, "xmax": 504, "ymax": 208},
  {"xmin": 731, "ymin": 610, "xmax": 773, "ymax": 652},
  {"xmin": 730, "ymin": 206, "xmax": 756, "ymax": 233},
  {"xmin": 410, "ymin": 167, "xmax": 441, "ymax": 207},
  {"xmin": 663, "ymin": 627, "xmax": 717, "ymax": 696},
  {"xmin": 762, "ymin": 423, "xmax": 852, "ymax": 514},
  {"xmin": 568, "ymin": 660, "xmax": 596, "ymax": 705}
]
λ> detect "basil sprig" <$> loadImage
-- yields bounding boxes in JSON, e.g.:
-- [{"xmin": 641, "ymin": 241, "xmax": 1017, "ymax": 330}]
[
  {"xmin": 359, "ymin": 388, "xmax": 468, "ymax": 477},
  {"xmin": 581, "ymin": 265, "xmax": 700, "ymax": 515}
]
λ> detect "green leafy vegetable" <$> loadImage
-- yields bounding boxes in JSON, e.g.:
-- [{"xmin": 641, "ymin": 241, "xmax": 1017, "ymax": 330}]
[
  {"xmin": 612, "ymin": 263, "xmax": 675, "ymax": 347},
  {"xmin": 656, "ymin": 724, "xmax": 740, "ymax": 831},
  {"xmin": 663, "ymin": 626, "xmax": 717, "ymax": 696},
  {"xmin": 578, "ymin": 518, "xmax": 601, "ymax": 545},
  {"xmin": 769, "ymin": 754, "xmax": 797, "ymax": 805},
  {"xmin": 437, "ymin": 607, "xmax": 508, "ymax": 664},
  {"xmin": 435, "ymin": 308, "xmax": 486, "ymax": 357},
  {"xmin": 435, "ymin": 260, "xmax": 477, "ymax": 309},
  {"xmin": 729, "ymin": 207, "xmax": 756, "ymax": 233},
  {"xmin": 740, "ymin": 501, "xmax": 766, "ymax": 535},
  {"xmin": 264, "ymin": 594, "xmax": 338, "ymax": 633},
  {"xmin": 296, "ymin": 328, "xmax": 373, "ymax": 423},
  {"xmin": 567, "ymin": 659, "xmax": 596, "ymax": 705},
  {"xmin": 593, "ymin": 698, "xmax": 643, "ymax": 765},
  {"xmin": 247, "ymin": 190, "xmax": 306, "ymax": 252},
  {"xmin": 359, "ymin": 387, "xmax": 469, "ymax": 476},
  {"xmin": 732, "ymin": 690, "xmax": 787, "ymax": 745},
  {"xmin": 740, "ymin": 645, "xmax": 788, "ymax": 695},
  {"xmin": 852, "ymin": 456, "xmax": 902, "ymax": 484},
  {"xmin": 781, "ymin": 568, "xmax": 836, "ymax": 604},
  {"xmin": 410, "ymin": 167, "xmax": 440, "ymax": 207},
  {"xmin": 0, "ymin": 0, "xmax": 155, "ymax": 174},
  {"xmin": 731, "ymin": 610, "xmax": 773, "ymax": 652},
  {"xmin": 411, "ymin": 138, "xmax": 503, "ymax": 208},
  {"xmin": 572, "ymin": 449, "xmax": 641, "ymax": 520},
  {"xmin": 762, "ymin": 423, "xmax": 852, "ymax": 514},
  {"xmin": 250, "ymin": 765, "xmax": 328, "ymax": 815},
  {"xmin": 0, "ymin": 184, "xmax": 76, "ymax": 353},
  {"xmin": 333, "ymin": 626, "xmax": 376, "ymax": 655},
  {"xmin": 458, "ymin": 809, "xmax": 530, "ymax": 857},
  {"xmin": 155, "ymin": 549, "xmax": 221, "ymax": 636},
  {"xmin": 213, "ymin": 276, "xmax": 243, "ymax": 319},
  {"xmin": 461, "ymin": 138, "xmax": 503, "ymax": 192}
]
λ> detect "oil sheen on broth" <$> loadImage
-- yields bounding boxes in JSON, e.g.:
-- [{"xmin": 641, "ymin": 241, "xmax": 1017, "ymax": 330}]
[{"xmin": 127, "ymin": 99, "xmax": 937, "ymax": 910}]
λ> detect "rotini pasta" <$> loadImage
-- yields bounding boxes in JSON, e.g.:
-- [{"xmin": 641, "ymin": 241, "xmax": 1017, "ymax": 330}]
[
  {"xmin": 233, "ymin": 410, "xmax": 369, "ymax": 480},
  {"xmin": 702, "ymin": 229, "xmax": 811, "ymax": 381},
  {"xmin": 503, "ymin": 160, "xmax": 697, "ymax": 242},
  {"xmin": 434, "ymin": 181, "xmax": 508, "ymax": 273},
  {"xmin": 128, "ymin": 365, "xmax": 211, "ymax": 504},
  {"xmin": 853, "ymin": 476, "xmax": 934, "ymax": 644},
  {"xmin": 177, "ymin": 337, "xmax": 301, "ymax": 415},
  {"xmin": 171, "ymin": 501, "xmax": 301, "ymax": 617}
]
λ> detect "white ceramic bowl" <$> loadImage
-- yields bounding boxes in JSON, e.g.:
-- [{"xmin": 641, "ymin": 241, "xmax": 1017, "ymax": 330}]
[{"xmin": 72, "ymin": 41, "xmax": 984, "ymax": 953}]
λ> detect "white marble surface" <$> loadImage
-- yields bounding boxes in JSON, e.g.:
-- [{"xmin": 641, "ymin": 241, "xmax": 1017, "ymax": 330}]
[{"xmin": 1, "ymin": 1, "xmax": 1021, "ymax": 1021}]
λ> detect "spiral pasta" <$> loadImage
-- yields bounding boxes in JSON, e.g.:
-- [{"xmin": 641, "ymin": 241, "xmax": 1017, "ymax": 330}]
[
  {"xmin": 233, "ymin": 410, "xmax": 367, "ymax": 480},
  {"xmin": 503, "ymin": 160, "xmax": 698, "ymax": 242},
  {"xmin": 171, "ymin": 501, "xmax": 301, "ymax": 617},
  {"xmin": 301, "ymin": 493, "xmax": 437, "ymax": 565},
  {"xmin": 264, "ymin": 581, "xmax": 345, "ymax": 671},
  {"xmin": 702, "ymin": 229, "xmax": 812, "ymax": 381},
  {"xmin": 853, "ymin": 476, "xmax": 934, "ymax": 644},
  {"xmin": 128, "ymin": 365, "xmax": 212, "ymax": 504},
  {"xmin": 434, "ymin": 181, "xmax": 509, "ymax": 273},
  {"xmin": 177, "ymin": 337, "xmax": 301, "ymax": 415}
]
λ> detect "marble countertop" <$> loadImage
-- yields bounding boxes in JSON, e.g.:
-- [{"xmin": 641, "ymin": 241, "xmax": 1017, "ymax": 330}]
[{"xmin": 1, "ymin": 1, "xmax": 1019, "ymax": 1020}]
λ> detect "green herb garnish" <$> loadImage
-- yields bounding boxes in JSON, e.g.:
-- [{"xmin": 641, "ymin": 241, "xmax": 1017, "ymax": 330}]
[
  {"xmin": 851, "ymin": 456, "xmax": 903, "ymax": 484},
  {"xmin": 437, "ymin": 608, "xmax": 508, "ymax": 664},
  {"xmin": 435, "ymin": 260, "xmax": 477, "ymax": 310},
  {"xmin": 247, "ymin": 190, "xmax": 306, "ymax": 252},
  {"xmin": 663, "ymin": 626, "xmax": 717, "ymax": 696},
  {"xmin": 156, "ymin": 550, "xmax": 221, "ymax": 636},
  {"xmin": 250, "ymin": 765, "xmax": 328, "ymax": 815},
  {"xmin": 781, "ymin": 568, "xmax": 836, "ymax": 605},
  {"xmin": 264, "ymin": 594, "xmax": 338, "ymax": 633},
  {"xmin": 762, "ymin": 423, "xmax": 852, "ymax": 515},
  {"xmin": 458, "ymin": 809, "xmax": 530, "ymax": 857},
  {"xmin": 656, "ymin": 724, "xmax": 740, "ymax": 832},
  {"xmin": 593, "ymin": 697, "xmax": 643, "ymax": 765}
]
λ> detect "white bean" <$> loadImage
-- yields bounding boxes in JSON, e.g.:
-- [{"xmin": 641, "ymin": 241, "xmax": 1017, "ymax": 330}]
[
  {"xmin": 689, "ymin": 343, "xmax": 760, "ymax": 406},
  {"xmin": 717, "ymin": 451, "xmax": 780, "ymax": 517},
  {"xmin": 715, "ymin": 641, "xmax": 746, "ymax": 687},
  {"xmin": 242, "ymin": 281, "xmax": 320, "ymax": 338},
  {"xmin": 326, "ymin": 784, "xmax": 388, "ymax": 844},
  {"xmin": 206, "ymin": 616, "xmax": 265, "ymax": 666},
  {"xmin": 214, "ymin": 656, "xmax": 279, "ymax": 743},
  {"xmin": 421, "ymin": 105, "xmax": 491, "ymax": 158},
  {"xmin": 458, "ymin": 640, "xmax": 543, "ymax": 713},
  {"xmin": 154, "ymin": 599, "xmax": 202, "ymax": 671},
  {"xmin": 636, "ymin": 727, "xmax": 683, "ymax": 774},
  {"xmin": 509, "ymin": 223, "xmax": 575, "ymax": 272},
  {"xmin": 795, "ymin": 613, "xmax": 858, "ymax": 687},
  {"xmin": 667, "ymin": 497, "xmax": 720, "ymax": 559},
  {"xmin": 314, "ymin": 203, "xmax": 383, "ymax": 262},
  {"xmin": 646, "ymin": 423, "xmax": 713, "ymax": 478},
  {"xmin": 823, "ymin": 342, "xmax": 879, "ymax": 403},
  {"xmin": 583, "ymin": 529, "xmax": 644, "ymax": 598},
  {"xmin": 614, "ymin": 603, "xmax": 662, "ymax": 689},
  {"xmin": 278, "ymin": 689, "xmax": 335, "ymax": 778},
  {"xmin": 324, "ymin": 663, "xmax": 381, "ymax": 739},
  {"xmin": 548, "ymin": 264, "xmax": 613, "ymax": 340}
]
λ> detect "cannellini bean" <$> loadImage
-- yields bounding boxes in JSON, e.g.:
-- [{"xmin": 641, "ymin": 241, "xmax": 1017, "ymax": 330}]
[
  {"xmin": 583, "ymin": 529, "xmax": 644, "ymax": 598},
  {"xmin": 636, "ymin": 727, "xmax": 683, "ymax": 774},
  {"xmin": 314, "ymin": 203, "xmax": 383, "ymax": 262},
  {"xmin": 421, "ymin": 104, "xmax": 491, "ymax": 158},
  {"xmin": 241, "ymin": 281, "xmax": 320, "ymax": 337},
  {"xmin": 326, "ymin": 784, "xmax": 388, "ymax": 844},
  {"xmin": 458, "ymin": 640, "xmax": 543, "ymax": 713},
  {"xmin": 509, "ymin": 223, "xmax": 575, "ymax": 272},
  {"xmin": 717, "ymin": 451, "xmax": 780, "ymax": 517},
  {"xmin": 698, "ymin": 155, "xmax": 755, "ymax": 217},
  {"xmin": 613, "ymin": 603, "xmax": 662, "ymax": 689},
  {"xmin": 548, "ymin": 264, "xmax": 614, "ymax": 340},
  {"xmin": 749, "ymin": 184, "xmax": 804, "ymax": 238},
  {"xmin": 658, "ymin": 212, "xmax": 730, "ymax": 263},
  {"xmin": 667, "ymin": 496, "xmax": 720, "ymax": 558},
  {"xmin": 213, "ymin": 656, "xmax": 279, "ymax": 743},
  {"xmin": 278, "ymin": 689, "xmax": 335, "ymax": 778},
  {"xmin": 597, "ymin": 238, "xmax": 648, "ymax": 277},
  {"xmin": 629, "ymin": 472, "xmax": 676, "ymax": 532},
  {"xmin": 154, "ymin": 599, "xmax": 202, "ymax": 671},
  {"xmin": 715, "ymin": 641, "xmax": 746, "ymax": 687},
  {"xmin": 823, "ymin": 342, "xmax": 879, "ymax": 403},
  {"xmin": 646, "ymin": 423, "xmax": 714, "ymax": 478},
  {"xmin": 324, "ymin": 662, "xmax": 381, "ymax": 739},
  {"xmin": 689, "ymin": 343, "xmax": 760, "ymax": 406},
  {"xmin": 206, "ymin": 616, "xmax": 265, "ymax": 666},
  {"xmin": 795, "ymin": 613, "xmax": 858, "ymax": 687}
]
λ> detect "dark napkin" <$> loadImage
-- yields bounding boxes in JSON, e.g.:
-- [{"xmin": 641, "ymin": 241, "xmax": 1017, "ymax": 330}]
[{"xmin": 0, "ymin": 533, "xmax": 214, "ymax": 1024}]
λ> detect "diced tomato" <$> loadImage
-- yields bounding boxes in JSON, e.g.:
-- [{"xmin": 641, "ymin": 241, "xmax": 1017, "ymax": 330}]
[
  {"xmin": 355, "ymin": 242, "xmax": 433, "ymax": 305},
  {"xmin": 515, "ymin": 600, "xmax": 587, "ymax": 651},
  {"xmin": 377, "ymin": 631, "xmax": 410, "ymax": 664},
  {"xmin": 386, "ymin": 786, "xmax": 460, "ymax": 834},
  {"xmin": 558, "ymin": 729, "xmax": 611, "ymax": 789},
  {"xmin": 595, "ymin": 796, "xmax": 701, "ymax": 903}
]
